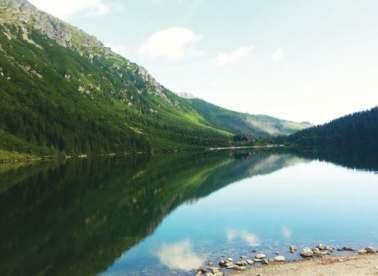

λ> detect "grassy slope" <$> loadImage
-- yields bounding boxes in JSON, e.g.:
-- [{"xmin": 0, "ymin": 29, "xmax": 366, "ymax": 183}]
[
  {"xmin": 0, "ymin": 17, "xmax": 232, "ymax": 157},
  {"xmin": 190, "ymin": 98, "xmax": 311, "ymax": 137}
]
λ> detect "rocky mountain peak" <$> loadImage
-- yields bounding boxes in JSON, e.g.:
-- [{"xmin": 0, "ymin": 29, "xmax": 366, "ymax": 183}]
[{"xmin": 0, "ymin": 0, "xmax": 170, "ymax": 104}]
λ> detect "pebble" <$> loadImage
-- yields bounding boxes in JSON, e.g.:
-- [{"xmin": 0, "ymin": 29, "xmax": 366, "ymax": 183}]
[
  {"xmin": 232, "ymin": 265, "xmax": 246, "ymax": 271},
  {"xmin": 337, "ymin": 247, "xmax": 355, "ymax": 252},
  {"xmin": 300, "ymin": 247, "xmax": 314, "ymax": 258},
  {"xmin": 289, "ymin": 245, "xmax": 298, "ymax": 253},
  {"xmin": 358, "ymin": 249, "xmax": 368, "ymax": 255},
  {"xmin": 255, "ymin": 253, "xmax": 267, "ymax": 259},
  {"xmin": 236, "ymin": 260, "xmax": 247, "ymax": 266},
  {"xmin": 365, "ymin": 247, "xmax": 377, "ymax": 254},
  {"xmin": 246, "ymin": 259, "xmax": 254, "ymax": 265},
  {"xmin": 273, "ymin": 255, "xmax": 286, "ymax": 262}
]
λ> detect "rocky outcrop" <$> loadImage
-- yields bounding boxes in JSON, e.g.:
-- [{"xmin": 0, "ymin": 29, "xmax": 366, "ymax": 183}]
[{"xmin": 1, "ymin": 0, "xmax": 174, "ymax": 105}]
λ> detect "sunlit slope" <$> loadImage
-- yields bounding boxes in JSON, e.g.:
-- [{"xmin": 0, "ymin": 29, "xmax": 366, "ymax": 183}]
[{"xmin": 189, "ymin": 99, "xmax": 311, "ymax": 137}]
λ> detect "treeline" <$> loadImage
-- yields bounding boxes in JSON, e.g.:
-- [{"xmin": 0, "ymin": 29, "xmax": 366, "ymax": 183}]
[{"xmin": 288, "ymin": 107, "xmax": 378, "ymax": 150}]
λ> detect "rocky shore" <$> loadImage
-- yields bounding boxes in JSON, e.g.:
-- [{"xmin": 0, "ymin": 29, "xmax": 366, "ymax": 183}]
[{"xmin": 195, "ymin": 244, "xmax": 378, "ymax": 276}]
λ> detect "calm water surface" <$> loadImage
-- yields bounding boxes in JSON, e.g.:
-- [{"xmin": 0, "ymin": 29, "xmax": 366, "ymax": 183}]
[{"xmin": 0, "ymin": 150, "xmax": 377, "ymax": 275}]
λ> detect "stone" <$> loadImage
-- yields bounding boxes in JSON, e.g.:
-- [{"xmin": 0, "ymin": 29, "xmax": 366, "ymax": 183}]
[
  {"xmin": 365, "ymin": 247, "xmax": 377, "ymax": 254},
  {"xmin": 273, "ymin": 255, "xmax": 286, "ymax": 262},
  {"xmin": 208, "ymin": 267, "xmax": 220, "ymax": 274},
  {"xmin": 358, "ymin": 249, "xmax": 367, "ymax": 255},
  {"xmin": 325, "ymin": 245, "xmax": 334, "ymax": 252},
  {"xmin": 255, "ymin": 253, "xmax": 267, "ymax": 259},
  {"xmin": 338, "ymin": 247, "xmax": 355, "ymax": 252},
  {"xmin": 218, "ymin": 260, "xmax": 227, "ymax": 267},
  {"xmin": 233, "ymin": 265, "xmax": 246, "ymax": 271},
  {"xmin": 262, "ymin": 259, "xmax": 269, "ymax": 265},
  {"xmin": 300, "ymin": 247, "xmax": 314, "ymax": 258},
  {"xmin": 246, "ymin": 259, "xmax": 254, "ymax": 265},
  {"xmin": 312, "ymin": 248, "xmax": 322, "ymax": 257},
  {"xmin": 236, "ymin": 260, "xmax": 247, "ymax": 266},
  {"xmin": 316, "ymin": 244, "xmax": 326, "ymax": 250},
  {"xmin": 196, "ymin": 267, "xmax": 207, "ymax": 275},
  {"xmin": 289, "ymin": 245, "xmax": 298, "ymax": 253}
]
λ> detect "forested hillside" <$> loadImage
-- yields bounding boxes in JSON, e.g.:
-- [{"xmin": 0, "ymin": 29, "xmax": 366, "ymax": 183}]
[
  {"xmin": 0, "ymin": 0, "xmax": 309, "ymax": 158},
  {"xmin": 190, "ymin": 99, "xmax": 311, "ymax": 137},
  {"xmin": 288, "ymin": 107, "xmax": 378, "ymax": 150}
]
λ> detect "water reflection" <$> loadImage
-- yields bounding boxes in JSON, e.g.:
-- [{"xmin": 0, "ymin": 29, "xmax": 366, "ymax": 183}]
[
  {"xmin": 0, "ymin": 149, "xmax": 376, "ymax": 276},
  {"xmin": 155, "ymin": 240, "xmax": 203, "ymax": 271},
  {"xmin": 227, "ymin": 229, "xmax": 260, "ymax": 247}
]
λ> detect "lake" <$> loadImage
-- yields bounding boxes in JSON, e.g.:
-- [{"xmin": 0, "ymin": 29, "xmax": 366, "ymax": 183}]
[{"xmin": 0, "ymin": 149, "xmax": 377, "ymax": 275}]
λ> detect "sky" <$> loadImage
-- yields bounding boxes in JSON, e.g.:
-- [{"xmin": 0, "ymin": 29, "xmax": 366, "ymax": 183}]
[{"xmin": 29, "ymin": 0, "xmax": 378, "ymax": 124}]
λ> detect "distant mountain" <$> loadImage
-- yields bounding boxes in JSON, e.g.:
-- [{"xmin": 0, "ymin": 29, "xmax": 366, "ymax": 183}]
[
  {"xmin": 288, "ymin": 107, "xmax": 378, "ymax": 150},
  {"xmin": 0, "ymin": 0, "xmax": 308, "ymax": 157},
  {"xmin": 190, "ymin": 99, "xmax": 311, "ymax": 137}
]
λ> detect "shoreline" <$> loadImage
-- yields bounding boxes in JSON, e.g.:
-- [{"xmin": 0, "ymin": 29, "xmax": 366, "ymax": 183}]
[
  {"xmin": 208, "ymin": 145, "xmax": 285, "ymax": 151},
  {"xmin": 233, "ymin": 254, "xmax": 378, "ymax": 275},
  {"xmin": 195, "ymin": 245, "xmax": 378, "ymax": 276}
]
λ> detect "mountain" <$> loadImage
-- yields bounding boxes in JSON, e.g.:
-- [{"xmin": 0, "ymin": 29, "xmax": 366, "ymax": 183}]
[
  {"xmin": 288, "ymin": 107, "xmax": 378, "ymax": 150},
  {"xmin": 190, "ymin": 98, "xmax": 311, "ymax": 137},
  {"xmin": 0, "ymin": 0, "xmax": 309, "ymax": 157}
]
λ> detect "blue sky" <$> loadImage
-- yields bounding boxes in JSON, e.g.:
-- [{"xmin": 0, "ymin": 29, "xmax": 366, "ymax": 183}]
[{"xmin": 29, "ymin": 0, "xmax": 378, "ymax": 124}]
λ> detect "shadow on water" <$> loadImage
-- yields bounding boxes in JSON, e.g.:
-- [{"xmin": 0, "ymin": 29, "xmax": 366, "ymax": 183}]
[
  {"xmin": 291, "ymin": 147, "xmax": 378, "ymax": 173},
  {"xmin": 0, "ymin": 148, "xmax": 376, "ymax": 275}
]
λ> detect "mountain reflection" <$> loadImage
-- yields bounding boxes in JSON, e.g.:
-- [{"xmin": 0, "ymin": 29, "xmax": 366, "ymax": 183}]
[{"xmin": 0, "ymin": 149, "xmax": 375, "ymax": 276}]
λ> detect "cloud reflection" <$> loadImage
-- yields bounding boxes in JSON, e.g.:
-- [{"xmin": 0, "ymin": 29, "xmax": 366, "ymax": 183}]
[
  {"xmin": 227, "ymin": 229, "xmax": 260, "ymax": 246},
  {"xmin": 155, "ymin": 240, "xmax": 203, "ymax": 271},
  {"xmin": 281, "ymin": 226, "xmax": 292, "ymax": 238}
]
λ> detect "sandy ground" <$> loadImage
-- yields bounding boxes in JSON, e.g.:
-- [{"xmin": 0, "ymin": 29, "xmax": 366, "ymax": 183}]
[{"xmin": 234, "ymin": 254, "xmax": 378, "ymax": 276}]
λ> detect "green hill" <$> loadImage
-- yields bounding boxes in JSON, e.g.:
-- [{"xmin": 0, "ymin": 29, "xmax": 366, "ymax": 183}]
[
  {"xmin": 288, "ymin": 106, "xmax": 378, "ymax": 150},
  {"xmin": 0, "ymin": 0, "xmax": 309, "ymax": 158},
  {"xmin": 190, "ymin": 98, "xmax": 311, "ymax": 137}
]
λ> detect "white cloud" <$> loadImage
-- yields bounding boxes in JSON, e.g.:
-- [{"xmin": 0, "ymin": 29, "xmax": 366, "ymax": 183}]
[
  {"xmin": 29, "ymin": 0, "xmax": 110, "ymax": 20},
  {"xmin": 214, "ymin": 46, "xmax": 253, "ymax": 66},
  {"xmin": 227, "ymin": 229, "xmax": 260, "ymax": 247},
  {"xmin": 155, "ymin": 240, "xmax": 203, "ymax": 271},
  {"xmin": 272, "ymin": 48, "xmax": 286, "ymax": 61},
  {"xmin": 138, "ymin": 27, "xmax": 200, "ymax": 60}
]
